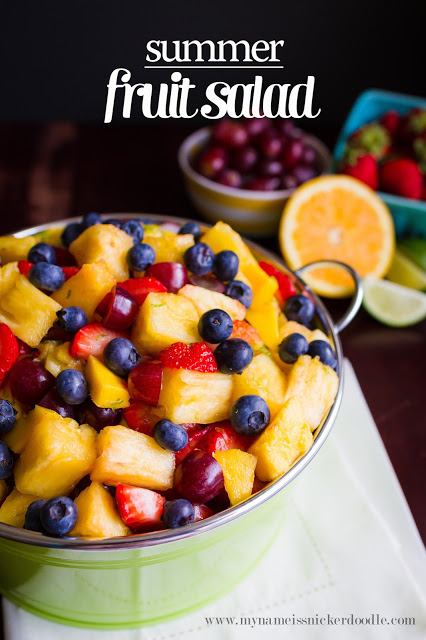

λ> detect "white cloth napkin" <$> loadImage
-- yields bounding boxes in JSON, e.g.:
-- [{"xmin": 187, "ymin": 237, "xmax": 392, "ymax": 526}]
[{"xmin": 3, "ymin": 360, "xmax": 426, "ymax": 639}]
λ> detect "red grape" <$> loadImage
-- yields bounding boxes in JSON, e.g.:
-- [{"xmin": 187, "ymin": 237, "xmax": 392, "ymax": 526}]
[
  {"xmin": 258, "ymin": 131, "xmax": 284, "ymax": 159},
  {"xmin": 302, "ymin": 146, "xmax": 317, "ymax": 166},
  {"xmin": 282, "ymin": 139, "xmax": 305, "ymax": 169},
  {"xmin": 291, "ymin": 164, "xmax": 318, "ymax": 185},
  {"xmin": 258, "ymin": 159, "xmax": 283, "ymax": 177},
  {"xmin": 193, "ymin": 503, "xmax": 214, "ymax": 522},
  {"xmin": 275, "ymin": 118, "xmax": 296, "ymax": 137},
  {"xmin": 146, "ymin": 262, "xmax": 188, "ymax": 294},
  {"xmin": 198, "ymin": 146, "xmax": 228, "ymax": 178},
  {"xmin": 39, "ymin": 388, "xmax": 75, "ymax": 419},
  {"xmin": 213, "ymin": 121, "xmax": 248, "ymax": 148},
  {"xmin": 76, "ymin": 398, "xmax": 122, "ymax": 432},
  {"xmin": 128, "ymin": 361, "xmax": 163, "ymax": 407},
  {"xmin": 188, "ymin": 274, "xmax": 226, "ymax": 293},
  {"xmin": 53, "ymin": 247, "xmax": 77, "ymax": 267},
  {"xmin": 281, "ymin": 174, "xmax": 298, "ymax": 190},
  {"xmin": 245, "ymin": 177, "xmax": 281, "ymax": 191},
  {"xmin": 103, "ymin": 285, "xmax": 139, "ymax": 330},
  {"xmin": 9, "ymin": 358, "xmax": 55, "ymax": 405},
  {"xmin": 174, "ymin": 450, "xmax": 224, "ymax": 503},
  {"xmin": 216, "ymin": 169, "xmax": 242, "ymax": 188},
  {"xmin": 243, "ymin": 116, "xmax": 271, "ymax": 140},
  {"xmin": 230, "ymin": 146, "xmax": 258, "ymax": 173}
]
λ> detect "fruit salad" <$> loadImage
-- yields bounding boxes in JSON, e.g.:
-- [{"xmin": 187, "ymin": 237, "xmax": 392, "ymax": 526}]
[{"xmin": 0, "ymin": 215, "xmax": 338, "ymax": 539}]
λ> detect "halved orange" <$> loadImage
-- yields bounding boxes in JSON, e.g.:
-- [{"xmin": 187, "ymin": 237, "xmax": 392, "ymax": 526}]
[{"xmin": 279, "ymin": 175, "xmax": 395, "ymax": 297}]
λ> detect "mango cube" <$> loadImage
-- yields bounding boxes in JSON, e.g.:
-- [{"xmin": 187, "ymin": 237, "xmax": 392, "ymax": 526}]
[
  {"xmin": 143, "ymin": 231, "xmax": 194, "ymax": 264},
  {"xmin": 246, "ymin": 298, "xmax": 281, "ymax": 351},
  {"xmin": 14, "ymin": 409, "xmax": 97, "ymax": 499},
  {"xmin": 284, "ymin": 355, "xmax": 339, "ymax": 431},
  {"xmin": 213, "ymin": 449, "xmax": 257, "ymax": 505},
  {"xmin": 85, "ymin": 356, "xmax": 130, "ymax": 409},
  {"xmin": 232, "ymin": 353, "xmax": 287, "ymax": 419},
  {"xmin": 91, "ymin": 425, "xmax": 175, "ymax": 491},
  {"xmin": 0, "ymin": 236, "xmax": 36, "ymax": 263},
  {"xmin": 38, "ymin": 341, "xmax": 84, "ymax": 377},
  {"xmin": 69, "ymin": 224, "xmax": 133, "ymax": 280},
  {"xmin": 248, "ymin": 395, "xmax": 313, "ymax": 482},
  {"xmin": 52, "ymin": 261, "xmax": 116, "ymax": 320},
  {"xmin": 158, "ymin": 367, "xmax": 233, "ymax": 424},
  {"xmin": 131, "ymin": 292, "xmax": 199, "ymax": 354},
  {"xmin": 70, "ymin": 481, "xmax": 130, "ymax": 539},
  {"xmin": 0, "ymin": 489, "xmax": 39, "ymax": 528},
  {"xmin": 178, "ymin": 284, "xmax": 246, "ymax": 320}
]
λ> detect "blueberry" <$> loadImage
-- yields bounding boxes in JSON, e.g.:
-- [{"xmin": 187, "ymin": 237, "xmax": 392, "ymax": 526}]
[
  {"xmin": 178, "ymin": 222, "xmax": 201, "ymax": 241},
  {"xmin": 82, "ymin": 212, "xmax": 102, "ymax": 228},
  {"xmin": 40, "ymin": 496, "xmax": 78, "ymax": 537},
  {"xmin": 62, "ymin": 222, "xmax": 84, "ymax": 248},
  {"xmin": 162, "ymin": 499, "xmax": 194, "ymax": 529},
  {"xmin": 214, "ymin": 338, "xmax": 253, "ymax": 374},
  {"xmin": 121, "ymin": 220, "xmax": 144, "ymax": 244},
  {"xmin": 283, "ymin": 294, "xmax": 315, "ymax": 326},
  {"xmin": 0, "ymin": 399, "xmax": 17, "ymax": 434},
  {"xmin": 103, "ymin": 338, "xmax": 141, "ymax": 377},
  {"xmin": 198, "ymin": 309, "xmax": 233, "ymax": 344},
  {"xmin": 278, "ymin": 333, "xmax": 309, "ymax": 364},
  {"xmin": 28, "ymin": 242, "xmax": 56, "ymax": 265},
  {"xmin": 154, "ymin": 419, "xmax": 188, "ymax": 452},
  {"xmin": 24, "ymin": 499, "xmax": 47, "ymax": 533},
  {"xmin": 224, "ymin": 280, "xmax": 253, "ymax": 309},
  {"xmin": 0, "ymin": 441, "xmax": 14, "ymax": 480},
  {"xmin": 29, "ymin": 262, "xmax": 65, "ymax": 292},
  {"xmin": 308, "ymin": 340, "xmax": 337, "ymax": 369},
  {"xmin": 55, "ymin": 369, "xmax": 88, "ymax": 405},
  {"xmin": 104, "ymin": 218, "xmax": 122, "ymax": 228},
  {"xmin": 56, "ymin": 306, "xmax": 87, "ymax": 334},
  {"xmin": 184, "ymin": 242, "xmax": 214, "ymax": 275},
  {"xmin": 127, "ymin": 243, "xmax": 156, "ymax": 271},
  {"xmin": 212, "ymin": 250, "xmax": 239, "ymax": 282},
  {"xmin": 229, "ymin": 395, "xmax": 270, "ymax": 436}
]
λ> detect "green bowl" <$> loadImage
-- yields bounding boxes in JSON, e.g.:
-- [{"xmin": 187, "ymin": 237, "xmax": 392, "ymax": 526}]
[{"xmin": 0, "ymin": 214, "xmax": 354, "ymax": 629}]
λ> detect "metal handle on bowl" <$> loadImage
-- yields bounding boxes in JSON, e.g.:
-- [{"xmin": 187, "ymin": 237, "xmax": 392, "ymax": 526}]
[{"xmin": 295, "ymin": 260, "xmax": 363, "ymax": 333}]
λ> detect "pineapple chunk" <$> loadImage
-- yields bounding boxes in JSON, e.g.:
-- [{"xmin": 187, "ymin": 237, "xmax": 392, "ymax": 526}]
[
  {"xmin": 0, "ymin": 236, "xmax": 36, "ymax": 263},
  {"xmin": 33, "ymin": 227, "xmax": 64, "ymax": 247},
  {"xmin": 232, "ymin": 353, "xmax": 287, "ymax": 419},
  {"xmin": 0, "ymin": 480, "xmax": 8, "ymax": 506},
  {"xmin": 284, "ymin": 355, "xmax": 338, "ymax": 431},
  {"xmin": 0, "ymin": 265, "xmax": 61, "ymax": 347},
  {"xmin": 279, "ymin": 320, "xmax": 332, "ymax": 346},
  {"xmin": 70, "ymin": 481, "xmax": 130, "ymax": 539},
  {"xmin": 14, "ymin": 409, "xmax": 97, "ymax": 499},
  {"xmin": 213, "ymin": 449, "xmax": 257, "ymax": 505},
  {"xmin": 178, "ymin": 284, "xmax": 246, "ymax": 321},
  {"xmin": 38, "ymin": 341, "xmax": 84, "ymax": 377},
  {"xmin": 91, "ymin": 425, "xmax": 174, "ymax": 490},
  {"xmin": 246, "ymin": 298, "xmax": 281, "ymax": 351},
  {"xmin": 85, "ymin": 356, "xmax": 130, "ymax": 409},
  {"xmin": 0, "ymin": 383, "xmax": 25, "ymax": 419},
  {"xmin": 248, "ymin": 396, "xmax": 313, "ymax": 482},
  {"xmin": 69, "ymin": 224, "xmax": 133, "ymax": 280},
  {"xmin": 158, "ymin": 367, "xmax": 233, "ymax": 424},
  {"xmin": 143, "ymin": 232, "xmax": 194, "ymax": 264},
  {"xmin": 3, "ymin": 405, "xmax": 65, "ymax": 454},
  {"xmin": 131, "ymin": 292, "xmax": 199, "ymax": 354},
  {"xmin": 52, "ymin": 261, "xmax": 116, "ymax": 320},
  {"xmin": 0, "ymin": 488, "xmax": 39, "ymax": 528}
]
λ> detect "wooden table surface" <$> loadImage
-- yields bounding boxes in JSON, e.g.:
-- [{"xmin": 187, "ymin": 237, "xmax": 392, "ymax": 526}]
[{"xmin": 0, "ymin": 122, "xmax": 425, "ymax": 636}]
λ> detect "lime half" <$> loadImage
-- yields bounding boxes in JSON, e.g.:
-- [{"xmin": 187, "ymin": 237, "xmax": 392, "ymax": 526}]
[
  {"xmin": 363, "ymin": 277, "xmax": 426, "ymax": 327},
  {"xmin": 386, "ymin": 249, "xmax": 426, "ymax": 291}
]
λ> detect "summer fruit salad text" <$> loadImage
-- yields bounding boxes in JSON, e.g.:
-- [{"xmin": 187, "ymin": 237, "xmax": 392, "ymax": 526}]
[
  {"xmin": 339, "ymin": 107, "xmax": 426, "ymax": 200},
  {"xmin": 0, "ymin": 215, "xmax": 338, "ymax": 539},
  {"xmin": 193, "ymin": 117, "xmax": 322, "ymax": 191}
]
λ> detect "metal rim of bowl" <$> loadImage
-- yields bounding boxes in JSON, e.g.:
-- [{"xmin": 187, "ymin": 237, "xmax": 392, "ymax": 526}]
[
  {"xmin": 177, "ymin": 127, "xmax": 332, "ymax": 202},
  {"xmin": 0, "ymin": 213, "xmax": 344, "ymax": 550}
]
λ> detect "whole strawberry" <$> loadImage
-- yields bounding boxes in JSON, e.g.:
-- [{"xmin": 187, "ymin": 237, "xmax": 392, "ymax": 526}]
[
  {"xmin": 399, "ymin": 108, "xmax": 426, "ymax": 145},
  {"xmin": 340, "ymin": 149, "xmax": 378, "ymax": 190},
  {"xmin": 380, "ymin": 158, "xmax": 423, "ymax": 200},
  {"xmin": 379, "ymin": 110, "xmax": 400, "ymax": 138},
  {"xmin": 348, "ymin": 123, "xmax": 390, "ymax": 159},
  {"xmin": 413, "ymin": 132, "xmax": 426, "ymax": 174}
]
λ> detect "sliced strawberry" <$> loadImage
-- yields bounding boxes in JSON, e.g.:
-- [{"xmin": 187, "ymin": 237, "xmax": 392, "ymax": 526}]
[
  {"xmin": 174, "ymin": 424, "xmax": 213, "ymax": 466},
  {"xmin": 69, "ymin": 323, "xmax": 127, "ymax": 359},
  {"xmin": 116, "ymin": 484, "xmax": 166, "ymax": 532},
  {"xmin": 0, "ymin": 324, "xmax": 19, "ymax": 386},
  {"xmin": 62, "ymin": 266, "xmax": 80, "ymax": 280},
  {"xmin": 230, "ymin": 319, "xmax": 262, "ymax": 347},
  {"xmin": 18, "ymin": 260, "xmax": 33, "ymax": 278},
  {"xmin": 128, "ymin": 361, "xmax": 163, "ymax": 407},
  {"xmin": 259, "ymin": 261, "xmax": 297, "ymax": 304},
  {"xmin": 160, "ymin": 342, "xmax": 217, "ymax": 373},
  {"xmin": 193, "ymin": 503, "xmax": 214, "ymax": 522},
  {"xmin": 199, "ymin": 421, "xmax": 252, "ymax": 454},
  {"xmin": 123, "ymin": 400, "xmax": 159, "ymax": 436}
]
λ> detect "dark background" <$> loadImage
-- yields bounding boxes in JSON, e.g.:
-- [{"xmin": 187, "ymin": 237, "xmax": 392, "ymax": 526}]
[{"xmin": 1, "ymin": 0, "xmax": 425, "ymax": 127}]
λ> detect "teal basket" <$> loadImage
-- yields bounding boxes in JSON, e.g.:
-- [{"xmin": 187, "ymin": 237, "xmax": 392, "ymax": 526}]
[{"xmin": 333, "ymin": 89, "xmax": 426, "ymax": 239}]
